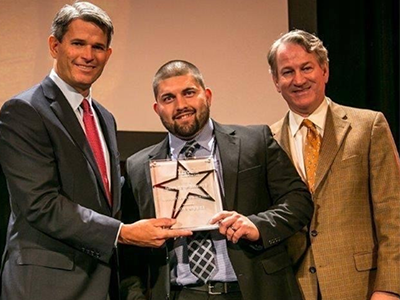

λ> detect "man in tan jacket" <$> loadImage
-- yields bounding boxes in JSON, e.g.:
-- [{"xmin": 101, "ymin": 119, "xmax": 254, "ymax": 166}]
[{"xmin": 268, "ymin": 29, "xmax": 400, "ymax": 300}]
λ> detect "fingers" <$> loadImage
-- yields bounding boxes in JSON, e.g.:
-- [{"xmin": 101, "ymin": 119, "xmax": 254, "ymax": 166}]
[
  {"xmin": 210, "ymin": 211, "xmax": 233, "ymax": 224},
  {"xmin": 163, "ymin": 228, "xmax": 192, "ymax": 239},
  {"xmin": 151, "ymin": 218, "xmax": 177, "ymax": 228},
  {"xmin": 118, "ymin": 218, "xmax": 191, "ymax": 248},
  {"xmin": 149, "ymin": 218, "xmax": 192, "ymax": 240},
  {"xmin": 226, "ymin": 225, "xmax": 239, "ymax": 243},
  {"xmin": 151, "ymin": 218, "xmax": 192, "ymax": 237},
  {"xmin": 212, "ymin": 211, "xmax": 260, "ymax": 243},
  {"xmin": 212, "ymin": 211, "xmax": 240, "ymax": 234}
]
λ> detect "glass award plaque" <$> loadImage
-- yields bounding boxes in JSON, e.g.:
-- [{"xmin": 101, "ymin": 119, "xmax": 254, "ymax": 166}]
[{"xmin": 149, "ymin": 157, "xmax": 223, "ymax": 231}]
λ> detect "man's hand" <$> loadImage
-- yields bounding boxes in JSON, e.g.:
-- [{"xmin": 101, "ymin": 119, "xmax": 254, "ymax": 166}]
[
  {"xmin": 118, "ymin": 218, "xmax": 192, "ymax": 248},
  {"xmin": 210, "ymin": 211, "xmax": 260, "ymax": 244},
  {"xmin": 371, "ymin": 292, "xmax": 400, "ymax": 300}
]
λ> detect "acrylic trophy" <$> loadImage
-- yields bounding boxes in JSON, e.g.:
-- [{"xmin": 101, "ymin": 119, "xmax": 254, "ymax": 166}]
[{"xmin": 149, "ymin": 157, "xmax": 223, "ymax": 230}]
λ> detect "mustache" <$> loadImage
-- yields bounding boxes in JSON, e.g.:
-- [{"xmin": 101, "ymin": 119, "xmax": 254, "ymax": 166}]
[
  {"xmin": 173, "ymin": 108, "xmax": 196, "ymax": 120},
  {"xmin": 292, "ymin": 85, "xmax": 311, "ymax": 92}
]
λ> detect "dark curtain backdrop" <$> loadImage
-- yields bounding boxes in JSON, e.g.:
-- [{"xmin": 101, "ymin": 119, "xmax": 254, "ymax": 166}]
[
  {"xmin": 317, "ymin": 0, "xmax": 400, "ymax": 148},
  {"xmin": 289, "ymin": 0, "xmax": 399, "ymax": 148}
]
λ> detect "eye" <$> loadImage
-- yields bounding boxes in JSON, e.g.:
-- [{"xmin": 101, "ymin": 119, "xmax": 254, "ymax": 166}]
[
  {"xmin": 184, "ymin": 90, "xmax": 196, "ymax": 97},
  {"xmin": 161, "ymin": 95, "xmax": 174, "ymax": 103},
  {"xmin": 282, "ymin": 70, "xmax": 293, "ymax": 76},
  {"xmin": 93, "ymin": 45, "xmax": 106, "ymax": 51},
  {"xmin": 72, "ymin": 41, "xmax": 84, "ymax": 46},
  {"xmin": 303, "ymin": 66, "xmax": 313, "ymax": 73}
]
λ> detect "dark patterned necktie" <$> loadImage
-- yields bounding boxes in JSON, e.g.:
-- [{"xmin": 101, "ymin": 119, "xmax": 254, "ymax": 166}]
[
  {"xmin": 302, "ymin": 119, "xmax": 322, "ymax": 193},
  {"xmin": 180, "ymin": 140, "xmax": 201, "ymax": 158},
  {"xmin": 180, "ymin": 140, "xmax": 216, "ymax": 282},
  {"xmin": 81, "ymin": 99, "xmax": 112, "ymax": 206},
  {"xmin": 187, "ymin": 231, "xmax": 216, "ymax": 282}
]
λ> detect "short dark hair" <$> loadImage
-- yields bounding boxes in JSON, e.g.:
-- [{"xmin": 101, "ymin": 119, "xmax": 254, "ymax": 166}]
[
  {"xmin": 51, "ymin": 1, "xmax": 114, "ymax": 47},
  {"xmin": 153, "ymin": 60, "xmax": 206, "ymax": 99},
  {"xmin": 267, "ymin": 29, "xmax": 329, "ymax": 78}
]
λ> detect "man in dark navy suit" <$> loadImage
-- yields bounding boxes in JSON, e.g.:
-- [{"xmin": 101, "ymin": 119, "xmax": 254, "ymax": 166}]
[{"xmin": 0, "ymin": 3, "xmax": 189, "ymax": 300}]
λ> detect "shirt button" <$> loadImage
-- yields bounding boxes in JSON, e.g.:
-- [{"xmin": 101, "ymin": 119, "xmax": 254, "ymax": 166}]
[
  {"xmin": 311, "ymin": 230, "xmax": 318, "ymax": 237},
  {"xmin": 309, "ymin": 267, "xmax": 317, "ymax": 273}
]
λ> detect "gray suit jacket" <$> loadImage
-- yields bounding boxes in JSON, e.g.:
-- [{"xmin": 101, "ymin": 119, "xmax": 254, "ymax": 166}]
[
  {"xmin": 124, "ymin": 120, "xmax": 313, "ymax": 300},
  {"xmin": 271, "ymin": 100, "xmax": 400, "ymax": 300},
  {"xmin": 0, "ymin": 76, "xmax": 122, "ymax": 300}
]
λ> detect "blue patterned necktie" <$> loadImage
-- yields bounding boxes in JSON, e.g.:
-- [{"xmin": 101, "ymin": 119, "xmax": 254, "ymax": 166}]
[
  {"xmin": 180, "ymin": 140, "xmax": 216, "ymax": 282},
  {"xmin": 187, "ymin": 231, "xmax": 216, "ymax": 282},
  {"xmin": 180, "ymin": 140, "xmax": 201, "ymax": 158}
]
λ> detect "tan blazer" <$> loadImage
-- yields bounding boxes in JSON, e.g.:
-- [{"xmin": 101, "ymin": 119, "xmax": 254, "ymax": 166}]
[{"xmin": 271, "ymin": 100, "xmax": 400, "ymax": 300}]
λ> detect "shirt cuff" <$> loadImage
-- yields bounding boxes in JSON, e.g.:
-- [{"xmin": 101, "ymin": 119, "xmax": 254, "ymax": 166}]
[{"xmin": 115, "ymin": 222, "xmax": 124, "ymax": 247}]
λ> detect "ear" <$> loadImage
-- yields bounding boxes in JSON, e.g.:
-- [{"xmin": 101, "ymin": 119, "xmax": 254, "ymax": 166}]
[
  {"xmin": 153, "ymin": 101, "xmax": 160, "ymax": 116},
  {"xmin": 205, "ymin": 88, "xmax": 212, "ymax": 106},
  {"xmin": 104, "ymin": 47, "xmax": 112, "ymax": 64},
  {"xmin": 48, "ymin": 35, "xmax": 59, "ymax": 59},
  {"xmin": 322, "ymin": 63, "xmax": 329, "ymax": 84},
  {"xmin": 272, "ymin": 75, "xmax": 281, "ymax": 93}
]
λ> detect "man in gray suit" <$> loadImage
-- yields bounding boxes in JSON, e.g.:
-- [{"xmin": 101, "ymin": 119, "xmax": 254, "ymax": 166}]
[
  {"xmin": 0, "ymin": 3, "xmax": 189, "ymax": 300},
  {"xmin": 122, "ymin": 60, "xmax": 314, "ymax": 300}
]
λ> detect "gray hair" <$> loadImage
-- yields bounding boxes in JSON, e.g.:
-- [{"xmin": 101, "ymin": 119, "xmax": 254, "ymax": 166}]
[
  {"xmin": 267, "ymin": 29, "xmax": 329, "ymax": 77},
  {"xmin": 153, "ymin": 60, "xmax": 206, "ymax": 99},
  {"xmin": 51, "ymin": 1, "xmax": 114, "ymax": 47}
]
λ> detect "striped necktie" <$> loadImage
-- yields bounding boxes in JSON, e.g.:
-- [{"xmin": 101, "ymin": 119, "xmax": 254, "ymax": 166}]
[{"xmin": 81, "ymin": 99, "xmax": 112, "ymax": 206}]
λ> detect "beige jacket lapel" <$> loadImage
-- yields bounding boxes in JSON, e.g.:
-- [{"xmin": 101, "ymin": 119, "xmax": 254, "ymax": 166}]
[
  {"xmin": 272, "ymin": 100, "xmax": 351, "ymax": 195},
  {"xmin": 271, "ymin": 112, "xmax": 292, "ymax": 160},
  {"xmin": 314, "ymin": 102, "xmax": 350, "ymax": 192}
]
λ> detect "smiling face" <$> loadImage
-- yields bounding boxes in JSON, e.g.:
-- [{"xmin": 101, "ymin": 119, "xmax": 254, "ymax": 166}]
[
  {"xmin": 153, "ymin": 74, "xmax": 212, "ymax": 140},
  {"xmin": 273, "ymin": 42, "xmax": 329, "ymax": 117},
  {"xmin": 49, "ymin": 19, "xmax": 112, "ymax": 97}
]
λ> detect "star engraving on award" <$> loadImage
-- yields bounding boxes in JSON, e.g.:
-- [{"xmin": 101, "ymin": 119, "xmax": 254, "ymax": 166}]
[{"xmin": 153, "ymin": 161, "xmax": 216, "ymax": 219}]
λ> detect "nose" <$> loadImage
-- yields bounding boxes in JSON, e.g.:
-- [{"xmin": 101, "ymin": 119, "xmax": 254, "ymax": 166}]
[
  {"xmin": 176, "ymin": 95, "xmax": 188, "ymax": 109},
  {"xmin": 81, "ymin": 46, "xmax": 94, "ymax": 61},
  {"xmin": 293, "ymin": 71, "xmax": 306, "ymax": 86}
]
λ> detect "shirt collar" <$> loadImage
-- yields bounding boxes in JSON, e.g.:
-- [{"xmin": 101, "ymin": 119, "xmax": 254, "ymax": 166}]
[
  {"xmin": 289, "ymin": 97, "xmax": 330, "ymax": 137},
  {"xmin": 49, "ymin": 69, "xmax": 92, "ymax": 111},
  {"xmin": 169, "ymin": 118, "xmax": 214, "ymax": 158}
]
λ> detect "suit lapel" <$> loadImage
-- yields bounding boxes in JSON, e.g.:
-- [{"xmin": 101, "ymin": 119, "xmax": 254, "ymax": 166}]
[
  {"xmin": 43, "ymin": 77, "xmax": 112, "ymax": 210},
  {"xmin": 145, "ymin": 137, "xmax": 170, "ymax": 191},
  {"xmin": 213, "ymin": 121, "xmax": 239, "ymax": 210},
  {"xmin": 272, "ymin": 113, "xmax": 292, "ymax": 160},
  {"xmin": 43, "ymin": 77, "xmax": 89, "ymax": 154},
  {"xmin": 93, "ymin": 101, "xmax": 120, "ymax": 212},
  {"xmin": 314, "ymin": 102, "xmax": 350, "ymax": 191},
  {"xmin": 148, "ymin": 137, "xmax": 170, "ymax": 161},
  {"xmin": 274, "ymin": 103, "xmax": 350, "ymax": 194}
]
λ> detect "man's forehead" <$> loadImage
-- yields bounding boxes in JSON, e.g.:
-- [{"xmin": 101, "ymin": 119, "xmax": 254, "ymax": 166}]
[
  {"xmin": 158, "ymin": 75, "xmax": 199, "ymax": 92},
  {"xmin": 277, "ymin": 44, "xmax": 318, "ymax": 66}
]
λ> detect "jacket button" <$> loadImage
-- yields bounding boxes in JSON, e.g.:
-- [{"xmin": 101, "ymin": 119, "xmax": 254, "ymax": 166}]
[
  {"xmin": 311, "ymin": 230, "xmax": 318, "ymax": 237},
  {"xmin": 309, "ymin": 267, "xmax": 316, "ymax": 273}
]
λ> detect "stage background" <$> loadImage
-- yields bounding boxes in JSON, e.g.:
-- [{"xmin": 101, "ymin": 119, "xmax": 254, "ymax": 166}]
[{"xmin": 0, "ymin": 0, "xmax": 399, "ymax": 263}]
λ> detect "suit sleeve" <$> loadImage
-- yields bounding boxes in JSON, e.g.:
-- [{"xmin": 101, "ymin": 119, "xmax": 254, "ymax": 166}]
[
  {"xmin": 247, "ymin": 126, "xmax": 314, "ymax": 249},
  {"xmin": 0, "ymin": 98, "xmax": 121, "ymax": 263},
  {"xmin": 369, "ymin": 113, "xmax": 400, "ymax": 294},
  {"xmin": 119, "ymin": 176, "xmax": 148, "ymax": 300}
]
